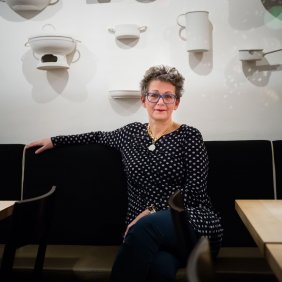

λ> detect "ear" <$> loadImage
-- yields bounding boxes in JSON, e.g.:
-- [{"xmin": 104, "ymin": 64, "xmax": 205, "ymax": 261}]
[
  {"xmin": 141, "ymin": 96, "xmax": 146, "ymax": 108},
  {"xmin": 174, "ymin": 99, "xmax": 180, "ymax": 110}
]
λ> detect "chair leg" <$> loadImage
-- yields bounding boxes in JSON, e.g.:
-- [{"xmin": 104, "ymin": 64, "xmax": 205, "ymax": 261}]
[
  {"xmin": 0, "ymin": 245, "xmax": 17, "ymax": 282},
  {"xmin": 34, "ymin": 243, "xmax": 47, "ymax": 274},
  {"xmin": 1, "ymin": 245, "xmax": 17, "ymax": 273}
]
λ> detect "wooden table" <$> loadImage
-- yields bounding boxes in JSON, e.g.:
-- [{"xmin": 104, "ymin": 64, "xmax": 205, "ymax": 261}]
[
  {"xmin": 235, "ymin": 199, "xmax": 282, "ymax": 282},
  {"xmin": 266, "ymin": 244, "xmax": 282, "ymax": 281},
  {"xmin": 0, "ymin": 201, "xmax": 15, "ymax": 221}
]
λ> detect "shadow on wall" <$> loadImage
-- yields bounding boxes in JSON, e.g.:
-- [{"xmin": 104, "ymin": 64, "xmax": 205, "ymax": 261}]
[
  {"xmin": 227, "ymin": 0, "xmax": 278, "ymax": 30},
  {"xmin": 225, "ymin": 54, "xmax": 282, "ymax": 88},
  {"xmin": 188, "ymin": 49, "xmax": 213, "ymax": 76},
  {"xmin": 242, "ymin": 59, "xmax": 282, "ymax": 87},
  {"xmin": 109, "ymin": 98, "xmax": 142, "ymax": 116},
  {"xmin": 0, "ymin": 0, "xmax": 61, "ymax": 21},
  {"xmin": 21, "ymin": 45, "xmax": 96, "ymax": 103}
]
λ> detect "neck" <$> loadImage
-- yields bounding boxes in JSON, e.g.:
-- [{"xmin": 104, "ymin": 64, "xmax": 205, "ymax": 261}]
[{"xmin": 147, "ymin": 120, "xmax": 174, "ymax": 142}]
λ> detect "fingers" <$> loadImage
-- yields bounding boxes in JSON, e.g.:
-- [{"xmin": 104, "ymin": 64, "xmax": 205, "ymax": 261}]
[
  {"xmin": 35, "ymin": 146, "xmax": 46, "ymax": 154},
  {"xmin": 25, "ymin": 138, "xmax": 53, "ymax": 154},
  {"xmin": 25, "ymin": 141, "xmax": 40, "ymax": 149}
]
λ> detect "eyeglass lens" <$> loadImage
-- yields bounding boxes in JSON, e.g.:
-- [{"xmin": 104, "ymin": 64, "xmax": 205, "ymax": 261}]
[{"xmin": 146, "ymin": 93, "xmax": 176, "ymax": 104}]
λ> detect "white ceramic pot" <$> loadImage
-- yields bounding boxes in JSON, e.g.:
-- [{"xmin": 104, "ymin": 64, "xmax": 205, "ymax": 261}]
[
  {"xmin": 108, "ymin": 24, "xmax": 147, "ymax": 40},
  {"xmin": 238, "ymin": 49, "xmax": 264, "ymax": 61},
  {"xmin": 26, "ymin": 34, "xmax": 78, "ymax": 70},
  {"xmin": 6, "ymin": 0, "xmax": 59, "ymax": 11}
]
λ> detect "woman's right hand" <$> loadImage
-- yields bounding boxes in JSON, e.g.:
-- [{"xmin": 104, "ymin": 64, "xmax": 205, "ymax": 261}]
[{"xmin": 25, "ymin": 138, "xmax": 54, "ymax": 154}]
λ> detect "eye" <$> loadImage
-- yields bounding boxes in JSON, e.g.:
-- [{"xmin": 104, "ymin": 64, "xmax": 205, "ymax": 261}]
[
  {"xmin": 149, "ymin": 93, "xmax": 160, "ymax": 99},
  {"xmin": 163, "ymin": 94, "xmax": 174, "ymax": 100}
]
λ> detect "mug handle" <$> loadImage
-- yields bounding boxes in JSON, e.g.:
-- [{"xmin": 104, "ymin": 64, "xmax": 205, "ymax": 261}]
[
  {"xmin": 176, "ymin": 14, "xmax": 186, "ymax": 28},
  {"xmin": 49, "ymin": 0, "xmax": 59, "ymax": 5},
  {"xmin": 177, "ymin": 14, "xmax": 186, "ymax": 41}
]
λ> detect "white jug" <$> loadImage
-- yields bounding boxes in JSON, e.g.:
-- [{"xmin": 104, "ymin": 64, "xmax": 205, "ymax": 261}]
[{"xmin": 177, "ymin": 11, "xmax": 210, "ymax": 52}]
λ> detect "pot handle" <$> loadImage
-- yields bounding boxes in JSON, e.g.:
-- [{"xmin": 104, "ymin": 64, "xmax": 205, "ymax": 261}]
[
  {"xmin": 72, "ymin": 49, "xmax": 81, "ymax": 64},
  {"xmin": 49, "ymin": 0, "xmax": 59, "ymax": 5},
  {"xmin": 108, "ymin": 27, "xmax": 115, "ymax": 34},
  {"xmin": 263, "ymin": 48, "xmax": 282, "ymax": 56},
  {"xmin": 138, "ymin": 26, "xmax": 147, "ymax": 32}
]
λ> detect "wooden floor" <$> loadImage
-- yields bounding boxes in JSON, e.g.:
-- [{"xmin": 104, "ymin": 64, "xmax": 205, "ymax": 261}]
[
  {"xmin": 0, "ymin": 244, "xmax": 279, "ymax": 282},
  {"xmin": 8, "ymin": 271, "xmax": 278, "ymax": 282}
]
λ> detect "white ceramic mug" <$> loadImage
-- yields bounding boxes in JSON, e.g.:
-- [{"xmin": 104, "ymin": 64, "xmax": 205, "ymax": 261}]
[{"xmin": 177, "ymin": 11, "xmax": 210, "ymax": 52}]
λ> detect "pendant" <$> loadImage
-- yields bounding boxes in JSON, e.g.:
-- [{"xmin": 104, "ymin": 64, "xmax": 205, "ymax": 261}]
[{"xmin": 148, "ymin": 144, "xmax": 156, "ymax": 151}]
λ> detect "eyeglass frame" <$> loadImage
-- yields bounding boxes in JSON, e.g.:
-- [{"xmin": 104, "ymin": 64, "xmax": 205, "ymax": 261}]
[{"xmin": 145, "ymin": 92, "xmax": 177, "ymax": 104}]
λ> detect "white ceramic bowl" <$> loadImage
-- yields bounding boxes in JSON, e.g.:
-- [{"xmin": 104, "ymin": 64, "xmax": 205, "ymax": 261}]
[{"xmin": 27, "ymin": 35, "xmax": 76, "ymax": 55}]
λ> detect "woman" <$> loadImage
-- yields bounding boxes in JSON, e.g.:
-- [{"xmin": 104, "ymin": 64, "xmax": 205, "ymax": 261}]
[{"xmin": 26, "ymin": 65, "xmax": 223, "ymax": 282}]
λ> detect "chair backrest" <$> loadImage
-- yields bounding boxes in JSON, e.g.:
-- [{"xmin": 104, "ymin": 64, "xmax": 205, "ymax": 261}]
[
  {"xmin": 0, "ymin": 186, "xmax": 56, "ymax": 276},
  {"xmin": 186, "ymin": 236, "xmax": 215, "ymax": 282},
  {"xmin": 168, "ymin": 190, "xmax": 187, "ymax": 260},
  {"xmin": 23, "ymin": 144, "xmax": 127, "ymax": 245}
]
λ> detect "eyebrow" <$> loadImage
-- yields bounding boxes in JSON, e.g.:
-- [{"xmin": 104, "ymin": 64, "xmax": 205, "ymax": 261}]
[{"xmin": 148, "ymin": 90, "xmax": 175, "ymax": 94}]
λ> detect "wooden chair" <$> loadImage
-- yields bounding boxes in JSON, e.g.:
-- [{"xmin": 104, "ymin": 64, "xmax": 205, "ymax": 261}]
[
  {"xmin": 168, "ymin": 190, "xmax": 216, "ymax": 282},
  {"xmin": 168, "ymin": 189, "xmax": 188, "ymax": 261},
  {"xmin": 186, "ymin": 236, "xmax": 215, "ymax": 282},
  {"xmin": 0, "ymin": 186, "xmax": 56, "ymax": 280}
]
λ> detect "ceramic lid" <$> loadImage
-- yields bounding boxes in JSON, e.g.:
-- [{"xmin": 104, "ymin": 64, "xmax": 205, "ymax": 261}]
[{"xmin": 28, "ymin": 33, "xmax": 74, "ymax": 40}]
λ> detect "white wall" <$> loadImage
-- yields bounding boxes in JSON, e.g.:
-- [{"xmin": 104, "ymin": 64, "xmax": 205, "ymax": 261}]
[{"xmin": 0, "ymin": 0, "xmax": 281, "ymax": 143}]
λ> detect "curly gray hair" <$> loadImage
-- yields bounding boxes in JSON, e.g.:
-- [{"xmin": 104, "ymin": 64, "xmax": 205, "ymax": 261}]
[{"xmin": 140, "ymin": 65, "xmax": 185, "ymax": 99}]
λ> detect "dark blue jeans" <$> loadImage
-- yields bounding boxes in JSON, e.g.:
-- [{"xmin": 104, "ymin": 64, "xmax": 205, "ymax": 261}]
[{"xmin": 109, "ymin": 209, "xmax": 197, "ymax": 282}]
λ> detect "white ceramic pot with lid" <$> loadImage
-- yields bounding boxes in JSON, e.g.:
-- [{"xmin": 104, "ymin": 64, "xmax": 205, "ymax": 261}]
[
  {"xmin": 25, "ymin": 31, "xmax": 79, "ymax": 70},
  {"xmin": 4, "ymin": 0, "xmax": 59, "ymax": 11}
]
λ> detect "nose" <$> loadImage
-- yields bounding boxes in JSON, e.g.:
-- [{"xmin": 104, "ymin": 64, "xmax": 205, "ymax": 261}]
[{"xmin": 156, "ymin": 95, "xmax": 166, "ymax": 105}]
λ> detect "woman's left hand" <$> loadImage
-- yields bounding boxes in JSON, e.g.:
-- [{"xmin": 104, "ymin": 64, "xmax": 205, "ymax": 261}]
[{"xmin": 124, "ymin": 209, "xmax": 151, "ymax": 238}]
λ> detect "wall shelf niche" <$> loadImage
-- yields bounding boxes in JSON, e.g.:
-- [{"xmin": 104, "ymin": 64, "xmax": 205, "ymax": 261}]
[{"xmin": 109, "ymin": 90, "xmax": 140, "ymax": 99}]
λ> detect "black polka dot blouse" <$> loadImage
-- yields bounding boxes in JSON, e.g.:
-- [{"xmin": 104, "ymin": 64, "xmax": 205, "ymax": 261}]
[{"xmin": 51, "ymin": 122, "xmax": 223, "ymax": 254}]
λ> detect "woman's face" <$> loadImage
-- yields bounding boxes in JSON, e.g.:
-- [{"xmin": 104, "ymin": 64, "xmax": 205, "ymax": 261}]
[{"xmin": 141, "ymin": 80, "xmax": 180, "ymax": 122}]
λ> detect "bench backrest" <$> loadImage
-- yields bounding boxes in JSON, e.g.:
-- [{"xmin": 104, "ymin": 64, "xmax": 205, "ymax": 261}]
[
  {"xmin": 205, "ymin": 140, "xmax": 274, "ymax": 247},
  {"xmin": 273, "ymin": 140, "xmax": 282, "ymax": 199},
  {"xmin": 0, "ymin": 140, "xmax": 277, "ymax": 247}
]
